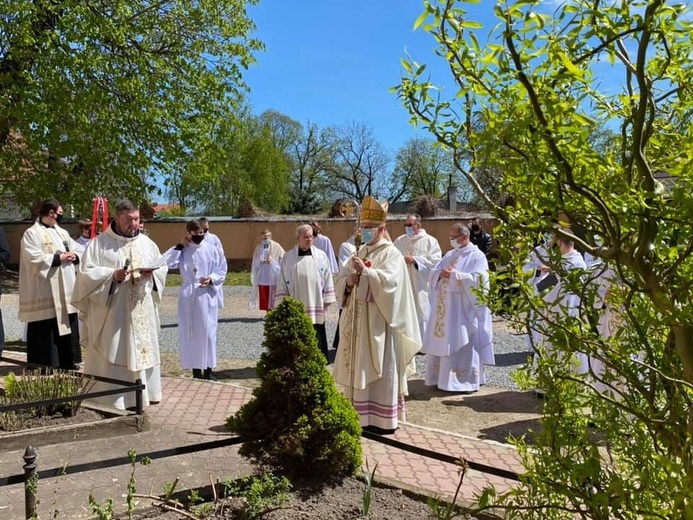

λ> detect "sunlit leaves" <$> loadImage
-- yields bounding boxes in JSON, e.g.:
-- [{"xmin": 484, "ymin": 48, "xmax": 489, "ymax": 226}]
[
  {"xmin": 0, "ymin": 0, "xmax": 263, "ymax": 214},
  {"xmin": 396, "ymin": 0, "xmax": 693, "ymax": 517}
]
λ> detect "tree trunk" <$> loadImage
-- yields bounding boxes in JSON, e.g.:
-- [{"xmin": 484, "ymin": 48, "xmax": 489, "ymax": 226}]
[{"xmin": 671, "ymin": 324, "xmax": 693, "ymax": 470}]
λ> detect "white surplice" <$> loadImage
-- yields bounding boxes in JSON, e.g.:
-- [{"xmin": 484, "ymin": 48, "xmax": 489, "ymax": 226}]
[
  {"xmin": 74, "ymin": 236, "xmax": 91, "ymax": 254},
  {"xmin": 205, "ymin": 231, "xmax": 225, "ymax": 307},
  {"xmin": 393, "ymin": 230, "xmax": 442, "ymax": 336},
  {"xmin": 19, "ymin": 221, "xmax": 80, "ymax": 332},
  {"xmin": 333, "ymin": 239, "xmax": 422, "ymax": 430},
  {"xmin": 313, "ymin": 233, "xmax": 339, "ymax": 274},
  {"xmin": 275, "ymin": 246, "xmax": 336, "ymax": 324},
  {"xmin": 165, "ymin": 240, "xmax": 227, "ymax": 370},
  {"xmin": 522, "ymin": 243, "xmax": 550, "ymax": 353},
  {"xmin": 422, "ymin": 243, "xmax": 494, "ymax": 392},
  {"xmin": 72, "ymin": 225, "xmax": 168, "ymax": 410},
  {"xmin": 249, "ymin": 239, "xmax": 285, "ymax": 310},
  {"xmin": 536, "ymin": 249, "xmax": 588, "ymax": 373},
  {"xmin": 338, "ymin": 237, "xmax": 356, "ymax": 267}
]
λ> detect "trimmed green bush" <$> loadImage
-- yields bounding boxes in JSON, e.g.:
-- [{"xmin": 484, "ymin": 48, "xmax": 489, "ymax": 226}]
[{"xmin": 226, "ymin": 297, "xmax": 362, "ymax": 479}]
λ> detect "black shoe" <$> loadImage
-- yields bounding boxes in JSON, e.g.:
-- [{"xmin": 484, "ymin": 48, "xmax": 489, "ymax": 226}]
[
  {"xmin": 192, "ymin": 369, "xmax": 204, "ymax": 379},
  {"xmin": 204, "ymin": 368, "xmax": 217, "ymax": 381}
]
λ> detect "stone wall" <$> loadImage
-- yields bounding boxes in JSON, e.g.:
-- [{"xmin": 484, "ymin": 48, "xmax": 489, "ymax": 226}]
[{"xmin": 0, "ymin": 214, "xmax": 495, "ymax": 270}]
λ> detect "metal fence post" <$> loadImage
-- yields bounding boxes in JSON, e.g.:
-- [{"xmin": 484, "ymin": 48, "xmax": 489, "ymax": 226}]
[
  {"xmin": 23, "ymin": 445, "xmax": 37, "ymax": 519},
  {"xmin": 135, "ymin": 378, "xmax": 143, "ymax": 415}
]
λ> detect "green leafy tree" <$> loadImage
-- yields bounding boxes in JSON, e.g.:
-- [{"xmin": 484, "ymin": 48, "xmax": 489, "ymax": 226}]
[
  {"xmin": 0, "ymin": 0, "xmax": 262, "ymax": 212},
  {"xmin": 166, "ymin": 112, "xmax": 291, "ymax": 216},
  {"xmin": 398, "ymin": 1, "xmax": 693, "ymax": 518}
]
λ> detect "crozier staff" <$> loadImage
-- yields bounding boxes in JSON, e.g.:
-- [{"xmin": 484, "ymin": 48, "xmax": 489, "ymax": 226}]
[{"xmin": 333, "ymin": 196, "xmax": 421, "ymax": 434}]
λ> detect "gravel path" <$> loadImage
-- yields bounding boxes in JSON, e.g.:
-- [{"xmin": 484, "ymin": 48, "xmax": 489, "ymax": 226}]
[{"xmin": 2, "ymin": 286, "xmax": 529, "ymax": 389}]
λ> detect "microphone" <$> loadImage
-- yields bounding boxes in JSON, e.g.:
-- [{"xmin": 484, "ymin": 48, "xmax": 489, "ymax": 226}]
[
  {"xmin": 63, "ymin": 240, "xmax": 70, "ymax": 252},
  {"xmin": 118, "ymin": 258, "xmax": 131, "ymax": 283}
]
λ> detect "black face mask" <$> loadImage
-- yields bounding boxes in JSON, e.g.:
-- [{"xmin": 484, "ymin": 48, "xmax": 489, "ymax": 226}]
[
  {"xmin": 471, "ymin": 225, "xmax": 480, "ymax": 233},
  {"xmin": 191, "ymin": 235, "xmax": 205, "ymax": 244},
  {"xmin": 55, "ymin": 214, "xmax": 64, "ymax": 224}
]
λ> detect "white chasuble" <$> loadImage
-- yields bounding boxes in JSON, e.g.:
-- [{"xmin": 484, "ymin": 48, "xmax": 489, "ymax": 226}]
[
  {"xmin": 72, "ymin": 226, "xmax": 167, "ymax": 409},
  {"xmin": 422, "ymin": 244, "xmax": 494, "ymax": 392},
  {"xmin": 393, "ymin": 231, "xmax": 442, "ymax": 328},
  {"xmin": 333, "ymin": 239, "xmax": 421, "ymax": 430}
]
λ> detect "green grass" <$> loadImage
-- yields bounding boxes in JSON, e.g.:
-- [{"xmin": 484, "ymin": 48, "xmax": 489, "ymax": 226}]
[{"xmin": 165, "ymin": 271, "xmax": 251, "ymax": 287}]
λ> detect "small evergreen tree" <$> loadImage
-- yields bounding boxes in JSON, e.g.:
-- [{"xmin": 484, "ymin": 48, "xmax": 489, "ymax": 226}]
[{"xmin": 226, "ymin": 298, "xmax": 362, "ymax": 479}]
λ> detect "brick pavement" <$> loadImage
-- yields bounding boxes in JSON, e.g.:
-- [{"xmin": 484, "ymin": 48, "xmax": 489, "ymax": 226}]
[{"xmin": 0, "ymin": 367, "xmax": 522, "ymax": 519}]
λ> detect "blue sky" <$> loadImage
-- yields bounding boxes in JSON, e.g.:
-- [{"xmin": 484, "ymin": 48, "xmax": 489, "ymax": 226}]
[
  {"xmin": 244, "ymin": 1, "xmax": 692, "ymax": 155},
  {"xmin": 244, "ymin": 0, "xmax": 494, "ymax": 153}
]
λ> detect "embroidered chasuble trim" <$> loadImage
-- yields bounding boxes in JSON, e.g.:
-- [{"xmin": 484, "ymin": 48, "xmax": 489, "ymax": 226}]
[{"xmin": 434, "ymin": 278, "xmax": 448, "ymax": 338}]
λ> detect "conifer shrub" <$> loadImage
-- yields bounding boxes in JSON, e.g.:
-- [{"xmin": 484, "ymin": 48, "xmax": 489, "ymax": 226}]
[{"xmin": 226, "ymin": 297, "xmax": 362, "ymax": 479}]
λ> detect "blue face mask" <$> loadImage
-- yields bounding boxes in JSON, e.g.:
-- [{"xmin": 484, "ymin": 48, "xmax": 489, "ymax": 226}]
[
  {"xmin": 405, "ymin": 226, "xmax": 415, "ymax": 237},
  {"xmin": 360, "ymin": 228, "xmax": 375, "ymax": 244}
]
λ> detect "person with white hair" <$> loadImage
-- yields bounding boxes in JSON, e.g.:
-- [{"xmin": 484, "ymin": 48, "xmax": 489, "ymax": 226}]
[
  {"xmin": 422, "ymin": 223, "xmax": 494, "ymax": 393},
  {"xmin": 275, "ymin": 224, "xmax": 336, "ymax": 360}
]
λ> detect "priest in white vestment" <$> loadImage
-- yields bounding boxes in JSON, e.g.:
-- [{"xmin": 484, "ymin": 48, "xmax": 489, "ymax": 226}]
[
  {"xmin": 72, "ymin": 200, "xmax": 168, "ymax": 410},
  {"xmin": 422, "ymin": 223, "xmax": 494, "ymax": 393},
  {"xmin": 19, "ymin": 199, "xmax": 82, "ymax": 369},
  {"xmin": 249, "ymin": 229, "xmax": 285, "ymax": 311},
  {"xmin": 393, "ymin": 213, "xmax": 442, "ymax": 339},
  {"xmin": 275, "ymin": 224, "xmax": 336, "ymax": 360},
  {"xmin": 165, "ymin": 219, "xmax": 227, "ymax": 380},
  {"xmin": 522, "ymin": 235, "xmax": 553, "ymax": 353},
  {"xmin": 533, "ymin": 232, "xmax": 588, "ymax": 393},
  {"xmin": 333, "ymin": 197, "xmax": 422, "ymax": 434}
]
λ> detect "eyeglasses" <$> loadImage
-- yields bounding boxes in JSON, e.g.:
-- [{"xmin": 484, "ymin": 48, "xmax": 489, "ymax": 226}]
[{"xmin": 449, "ymin": 235, "xmax": 463, "ymax": 240}]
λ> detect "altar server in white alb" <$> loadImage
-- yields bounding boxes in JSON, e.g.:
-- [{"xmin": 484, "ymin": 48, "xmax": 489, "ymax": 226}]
[
  {"xmin": 249, "ymin": 229, "xmax": 285, "ymax": 311},
  {"xmin": 165, "ymin": 219, "xmax": 227, "ymax": 380},
  {"xmin": 72, "ymin": 200, "xmax": 168, "ymax": 410},
  {"xmin": 331, "ymin": 226, "xmax": 359, "ymax": 352},
  {"xmin": 19, "ymin": 199, "xmax": 82, "ymax": 370},
  {"xmin": 310, "ymin": 221, "xmax": 339, "ymax": 274},
  {"xmin": 422, "ymin": 223, "xmax": 494, "ymax": 393},
  {"xmin": 393, "ymin": 213, "xmax": 442, "ymax": 338},
  {"xmin": 275, "ymin": 224, "xmax": 336, "ymax": 360},
  {"xmin": 536, "ymin": 231, "xmax": 588, "ymax": 374},
  {"xmin": 333, "ymin": 197, "xmax": 421, "ymax": 434}
]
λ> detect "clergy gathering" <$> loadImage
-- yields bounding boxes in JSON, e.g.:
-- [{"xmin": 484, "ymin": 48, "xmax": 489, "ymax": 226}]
[
  {"xmin": 6, "ymin": 193, "xmax": 615, "ymax": 438},
  {"xmin": 2, "ymin": 0, "xmax": 689, "ymax": 516}
]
